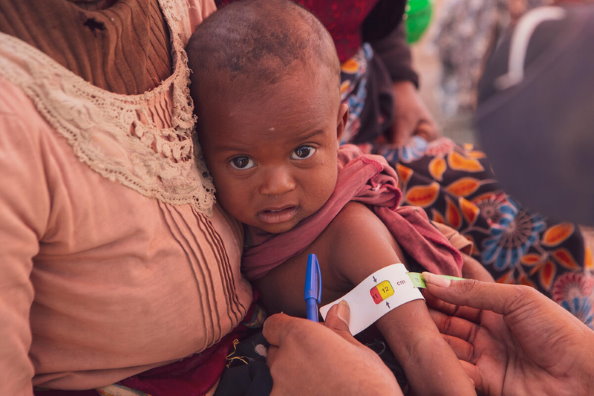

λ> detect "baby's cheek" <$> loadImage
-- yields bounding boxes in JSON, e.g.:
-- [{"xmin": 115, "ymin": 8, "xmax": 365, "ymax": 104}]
[
  {"xmin": 312, "ymin": 173, "xmax": 338, "ymax": 209},
  {"xmin": 323, "ymin": 168, "xmax": 339, "ymax": 196}
]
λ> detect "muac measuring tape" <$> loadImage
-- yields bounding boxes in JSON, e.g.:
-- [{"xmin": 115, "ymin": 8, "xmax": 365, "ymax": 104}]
[{"xmin": 319, "ymin": 263, "xmax": 462, "ymax": 335}]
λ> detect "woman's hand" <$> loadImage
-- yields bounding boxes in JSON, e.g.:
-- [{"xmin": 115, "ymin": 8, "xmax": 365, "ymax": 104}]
[
  {"xmin": 263, "ymin": 301, "xmax": 403, "ymax": 396},
  {"xmin": 424, "ymin": 272, "xmax": 594, "ymax": 396},
  {"xmin": 388, "ymin": 80, "xmax": 439, "ymax": 147}
]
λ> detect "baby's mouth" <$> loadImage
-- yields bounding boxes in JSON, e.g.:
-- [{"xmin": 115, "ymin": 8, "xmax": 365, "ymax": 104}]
[{"xmin": 257, "ymin": 205, "xmax": 298, "ymax": 224}]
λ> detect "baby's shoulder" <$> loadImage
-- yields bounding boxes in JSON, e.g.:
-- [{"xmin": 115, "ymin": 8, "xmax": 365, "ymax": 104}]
[
  {"xmin": 330, "ymin": 201, "xmax": 382, "ymax": 228},
  {"xmin": 326, "ymin": 202, "xmax": 396, "ymax": 251},
  {"xmin": 317, "ymin": 202, "xmax": 405, "ymax": 281}
]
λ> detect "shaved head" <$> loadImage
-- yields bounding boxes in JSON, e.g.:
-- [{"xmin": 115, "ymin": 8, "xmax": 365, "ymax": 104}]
[{"xmin": 186, "ymin": 0, "xmax": 340, "ymax": 109}]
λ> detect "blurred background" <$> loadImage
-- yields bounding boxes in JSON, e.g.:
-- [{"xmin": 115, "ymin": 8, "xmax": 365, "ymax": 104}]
[{"xmin": 411, "ymin": 0, "xmax": 552, "ymax": 143}]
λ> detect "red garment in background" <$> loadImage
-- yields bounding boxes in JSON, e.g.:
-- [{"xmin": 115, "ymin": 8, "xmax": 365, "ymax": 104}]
[
  {"xmin": 217, "ymin": 0, "xmax": 379, "ymax": 62},
  {"xmin": 294, "ymin": 0, "xmax": 378, "ymax": 62}
]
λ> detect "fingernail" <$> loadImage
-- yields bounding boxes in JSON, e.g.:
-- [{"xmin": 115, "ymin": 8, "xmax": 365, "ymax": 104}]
[
  {"xmin": 422, "ymin": 272, "xmax": 451, "ymax": 287},
  {"xmin": 336, "ymin": 300, "xmax": 350, "ymax": 325}
]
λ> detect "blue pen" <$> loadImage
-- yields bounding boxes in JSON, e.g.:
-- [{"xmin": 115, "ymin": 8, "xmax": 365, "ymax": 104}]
[{"xmin": 304, "ymin": 253, "xmax": 322, "ymax": 322}]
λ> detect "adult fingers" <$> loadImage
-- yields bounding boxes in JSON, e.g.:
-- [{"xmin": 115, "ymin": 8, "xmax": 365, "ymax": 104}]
[
  {"xmin": 459, "ymin": 360, "xmax": 485, "ymax": 394},
  {"xmin": 425, "ymin": 291, "xmax": 482, "ymax": 323},
  {"xmin": 429, "ymin": 308, "xmax": 480, "ymax": 343},
  {"xmin": 423, "ymin": 288, "xmax": 457, "ymax": 313},
  {"xmin": 442, "ymin": 334, "xmax": 475, "ymax": 363},
  {"xmin": 388, "ymin": 121, "xmax": 415, "ymax": 148},
  {"xmin": 263, "ymin": 307, "xmax": 358, "ymax": 351},
  {"xmin": 323, "ymin": 301, "xmax": 362, "ymax": 347},
  {"xmin": 263, "ymin": 313, "xmax": 300, "ymax": 347},
  {"xmin": 422, "ymin": 272, "xmax": 535, "ymax": 316},
  {"xmin": 413, "ymin": 119, "xmax": 440, "ymax": 141},
  {"xmin": 323, "ymin": 300, "xmax": 350, "ymax": 332},
  {"xmin": 266, "ymin": 345, "xmax": 278, "ymax": 366}
]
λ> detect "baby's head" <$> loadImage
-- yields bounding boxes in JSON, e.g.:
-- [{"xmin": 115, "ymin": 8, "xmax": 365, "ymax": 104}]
[{"xmin": 187, "ymin": 0, "xmax": 347, "ymax": 234}]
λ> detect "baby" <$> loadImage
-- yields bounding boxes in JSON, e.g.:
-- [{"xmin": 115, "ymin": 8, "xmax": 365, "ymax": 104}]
[{"xmin": 187, "ymin": 0, "xmax": 475, "ymax": 394}]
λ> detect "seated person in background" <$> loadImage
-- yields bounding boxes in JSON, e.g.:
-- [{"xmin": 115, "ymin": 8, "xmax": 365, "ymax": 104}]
[{"xmin": 187, "ymin": 1, "xmax": 476, "ymax": 394}]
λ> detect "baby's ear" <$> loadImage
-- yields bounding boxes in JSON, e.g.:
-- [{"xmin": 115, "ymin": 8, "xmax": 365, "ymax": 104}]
[{"xmin": 336, "ymin": 102, "xmax": 349, "ymax": 142}]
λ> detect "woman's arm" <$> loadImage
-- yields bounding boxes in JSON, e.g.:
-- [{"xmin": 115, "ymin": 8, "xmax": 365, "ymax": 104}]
[{"xmin": 0, "ymin": 87, "xmax": 51, "ymax": 395}]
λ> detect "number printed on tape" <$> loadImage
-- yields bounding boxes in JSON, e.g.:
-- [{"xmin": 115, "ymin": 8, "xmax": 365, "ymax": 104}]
[{"xmin": 370, "ymin": 280, "xmax": 394, "ymax": 304}]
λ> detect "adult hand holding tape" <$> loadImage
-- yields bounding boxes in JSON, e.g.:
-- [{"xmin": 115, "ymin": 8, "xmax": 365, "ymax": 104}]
[
  {"xmin": 424, "ymin": 273, "xmax": 594, "ymax": 396},
  {"xmin": 264, "ymin": 302, "xmax": 403, "ymax": 396}
]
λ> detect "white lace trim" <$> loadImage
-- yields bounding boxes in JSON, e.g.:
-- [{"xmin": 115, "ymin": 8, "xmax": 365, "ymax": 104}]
[{"xmin": 0, "ymin": 0, "xmax": 215, "ymax": 214}]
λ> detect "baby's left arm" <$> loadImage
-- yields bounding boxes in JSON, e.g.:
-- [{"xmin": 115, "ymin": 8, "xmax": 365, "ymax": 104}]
[{"xmin": 255, "ymin": 202, "xmax": 475, "ymax": 395}]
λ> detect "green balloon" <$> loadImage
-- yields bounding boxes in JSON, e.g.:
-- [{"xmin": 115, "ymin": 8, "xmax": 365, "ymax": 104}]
[{"xmin": 405, "ymin": 0, "xmax": 433, "ymax": 44}]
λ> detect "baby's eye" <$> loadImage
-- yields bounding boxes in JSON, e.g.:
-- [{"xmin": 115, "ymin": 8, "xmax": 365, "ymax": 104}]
[
  {"xmin": 230, "ymin": 156, "xmax": 255, "ymax": 170},
  {"xmin": 291, "ymin": 145, "xmax": 316, "ymax": 160}
]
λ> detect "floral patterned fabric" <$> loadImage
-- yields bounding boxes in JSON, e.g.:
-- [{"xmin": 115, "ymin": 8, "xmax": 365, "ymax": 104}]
[
  {"xmin": 340, "ymin": 44, "xmax": 374, "ymax": 144},
  {"xmin": 341, "ymin": 51, "xmax": 594, "ymax": 329}
]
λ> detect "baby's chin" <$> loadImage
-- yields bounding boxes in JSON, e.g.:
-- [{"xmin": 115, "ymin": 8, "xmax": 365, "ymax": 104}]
[
  {"xmin": 249, "ymin": 212, "xmax": 319, "ymax": 235},
  {"xmin": 248, "ymin": 219, "xmax": 301, "ymax": 235}
]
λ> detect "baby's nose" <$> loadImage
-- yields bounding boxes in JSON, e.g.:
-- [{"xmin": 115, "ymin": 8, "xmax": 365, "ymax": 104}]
[{"xmin": 259, "ymin": 166, "xmax": 296, "ymax": 196}]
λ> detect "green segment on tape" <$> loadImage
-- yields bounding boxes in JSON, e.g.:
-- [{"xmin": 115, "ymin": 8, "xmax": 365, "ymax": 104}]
[
  {"xmin": 407, "ymin": 272, "xmax": 426, "ymax": 288},
  {"xmin": 407, "ymin": 272, "xmax": 465, "ymax": 288}
]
